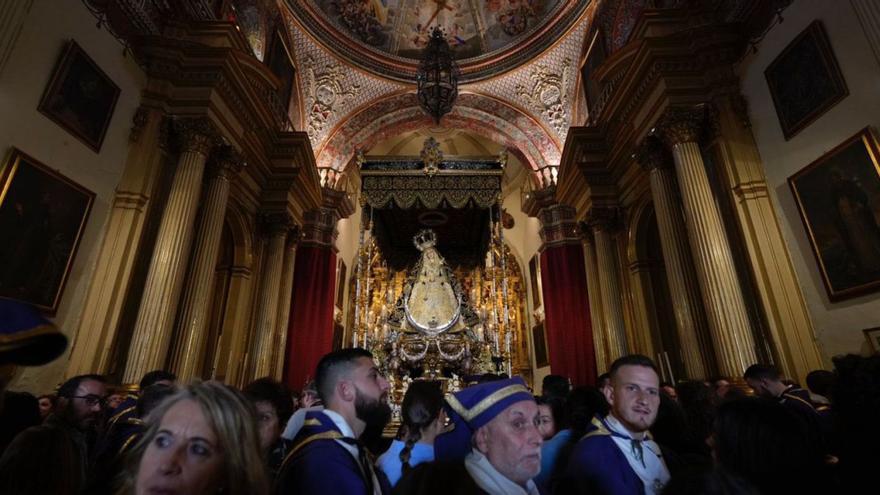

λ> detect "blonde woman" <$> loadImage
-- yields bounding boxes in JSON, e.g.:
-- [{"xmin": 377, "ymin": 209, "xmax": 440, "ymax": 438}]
[{"xmin": 118, "ymin": 382, "xmax": 269, "ymax": 495}]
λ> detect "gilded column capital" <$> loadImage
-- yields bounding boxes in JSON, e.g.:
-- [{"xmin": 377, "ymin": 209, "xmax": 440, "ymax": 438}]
[
  {"xmin": 633, "ymin": 136, "xmax": 672, "ymax": 172},
  {"xmin": 172, "ymin": 117, "xmax": 220, "ymax": 155},
  {"xmin": 656, "ymin": 106, "xmax": 706, "ymax": 147},
  {"xmin": 586, "ymin": 207, "xmax": 620, "ymax": 233},
  {"xmin": 207, "ymin": 145, "xmax": 245, "ymax": 180},
  {"xmin": 260, "ymin": 211, "xmax": 294, "ymax": 238}
]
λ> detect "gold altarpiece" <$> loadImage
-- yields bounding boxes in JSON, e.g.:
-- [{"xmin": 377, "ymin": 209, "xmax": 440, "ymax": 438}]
[{"xmin": 346, "ymin": 142, "xmax": 532, "ymax": 420}]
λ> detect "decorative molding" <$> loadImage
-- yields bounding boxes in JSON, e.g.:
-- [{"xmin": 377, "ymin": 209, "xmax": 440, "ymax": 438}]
[
  {"xmin": 419, "ymin": 137, "xmax": 442, "ymax": 176},
  {"xmin": 851, "ymin": 0, "xmax": 880, "ymax": 69},
  {"xmin": 516, "ymin": 58, "xmax": 572, "ymax": 134},
  {"xmin": 259, "ymin": 211, "xmax": 294, "ymax": 237},
  {"xmin": 586, "ymin": 206, "xmax": 620, "ymax": 233},
  {"xmin": 207, "ymin": 145, "xmax": 245, "ymax": 179},
  {"xmin": 303, "ymin": 55, "xmax": 361, "ymax": 144}
]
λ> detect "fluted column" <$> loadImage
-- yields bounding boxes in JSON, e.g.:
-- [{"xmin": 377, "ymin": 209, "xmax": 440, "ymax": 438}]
[
  {"xmin": 250, "ymin": 213, "xmax": 292, "ymax": 378},
  {"xmin": 635, "ymin": 137, "xmax": 716, "ymax": 379},
  {"xmin": 0, "ymin": 0, "xmax": 32, "ymax": 78},
  {"xmin": 582, "ymin": 233, "xmax": 609, "ymax": 374},
  {"xmin": 123, "ymin": 118, "xmax": 218, "ymax": 383},
  {"xmin": 851, "ymin": 0, "xmax": 880, "ymax": 68},
  {"xmin": 657, "ymin": 107, "xmax": 757, "ymax": 377},
  {"xmin": 273, "ymin": 237, "xmax": 298, "ymax": 381},
  {"xmin": 169, "ymin": 146, "xmax": 243, "ymax": 381},
  {"xmin": 589, "ymin": 209, "xmax": 628, "ymax": 361}
]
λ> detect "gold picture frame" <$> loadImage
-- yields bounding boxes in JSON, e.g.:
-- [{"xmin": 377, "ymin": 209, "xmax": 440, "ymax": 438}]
[
  {"xmin": 788, "ymin": 127, "xmax": 880, "ymax": 301},
  {"xmin": 0, "ymin": 148, "xmax": 95, "ymax": 313}
]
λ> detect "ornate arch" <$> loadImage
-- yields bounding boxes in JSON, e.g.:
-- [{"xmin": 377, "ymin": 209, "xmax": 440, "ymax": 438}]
[{"xmin": 317, "ymin": 92, "xmax": 562, "ymax": 172}]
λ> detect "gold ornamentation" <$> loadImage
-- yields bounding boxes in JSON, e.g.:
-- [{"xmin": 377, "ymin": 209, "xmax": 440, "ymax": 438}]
[
  {"xmin": 420, "ymin": 137, "xmax": 443, "ymax": 176},
  {"xmin": 171, "ymin": 117, "xmax": 219, "ymax": 155},
  {"xmin": 361, "ymin": 175, "xmax": 501, "ymax": 209},
  {"xmin": 516, "ymin": 58, "xmax": 571, "ymax": 134}
]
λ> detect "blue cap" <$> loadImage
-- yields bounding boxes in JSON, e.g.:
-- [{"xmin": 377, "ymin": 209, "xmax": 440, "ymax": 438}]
[
  {"xmin": 434, "ymin": 377, "xmax": 533, "ymax": 461},
  {"xmin": 0, "ymin": 298, "xmax": 67, "ymax": 365}
]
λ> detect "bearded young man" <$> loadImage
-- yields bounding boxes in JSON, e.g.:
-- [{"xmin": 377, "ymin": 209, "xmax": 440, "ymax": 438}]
[
  {"xmin": 563, "ymin": 355, "xmax": 671, "ymax": 495},
  {"xmin": 276, "ymin": 348, "xmax": 393, "ymax": 494}
]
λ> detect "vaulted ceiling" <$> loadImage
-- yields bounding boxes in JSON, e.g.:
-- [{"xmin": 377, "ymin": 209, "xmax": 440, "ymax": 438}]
[{"xmin": 280, "ymin": 0, "xmax": 598, "ymax": 173}]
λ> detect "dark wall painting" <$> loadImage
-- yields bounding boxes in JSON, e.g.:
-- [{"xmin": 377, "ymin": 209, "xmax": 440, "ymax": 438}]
[
  {"xmin": 789, "ymin": 128, "xmax": 880, "ymax": 301},
  {"xmin": 38, "ymin": 40, "xmax": 121, "ymax": 152},
  {"xmin": 0, "ymin": 149, "xmax": 95, "ymax": 313},
  {"xmin": 532, "ymin": 322, "xmax": 548, "ymax": 368},
  {"xmin": 765, "ymin": 21, "xmax": 848, "ymax": 140}
]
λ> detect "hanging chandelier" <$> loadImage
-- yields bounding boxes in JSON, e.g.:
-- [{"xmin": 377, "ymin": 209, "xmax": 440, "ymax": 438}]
[{"xmin": 417, "ymin": 27, "xmax": 460, "ymax": 124}]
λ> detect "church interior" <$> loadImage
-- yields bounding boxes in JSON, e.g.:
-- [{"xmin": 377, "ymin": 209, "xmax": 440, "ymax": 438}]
[{"xmin": 3, "ymin": 0, "xmax": 880, "ymax": 401}]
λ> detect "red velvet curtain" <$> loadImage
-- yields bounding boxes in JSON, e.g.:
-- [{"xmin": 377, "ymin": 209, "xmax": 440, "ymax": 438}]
[
  {"xmin": 284, "ymin": 246, "xmax": 336, "ymax": 389},
  {"xmin": 540, "ymin": 243, "xmax": 597, "ymax": 386}
]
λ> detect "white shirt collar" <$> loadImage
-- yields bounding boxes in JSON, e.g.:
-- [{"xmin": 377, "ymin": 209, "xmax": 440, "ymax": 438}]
[
  {"xmin": 603, "ymin": 415, "xmax": 669, "ymax": 495},
  {"xmin": 464, "ymin": 450, "xmax": 540, "ymax": 495},
  {"xmin": 322, "ymin": 408, "xmax": 357, "ymax": 439}
]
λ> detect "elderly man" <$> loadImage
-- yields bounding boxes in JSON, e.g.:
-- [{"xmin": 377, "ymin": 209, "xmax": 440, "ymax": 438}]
[
  {"xmin": 396, "ymin": 376, "xmax": 543, "ymax": 495},
  {"xmin": 564, "ymin": 355, "xmax": 670, "ymax": 495},
  {"xmin": 277, "ymin": 348, "xmax": 392, "ymax": 494}
]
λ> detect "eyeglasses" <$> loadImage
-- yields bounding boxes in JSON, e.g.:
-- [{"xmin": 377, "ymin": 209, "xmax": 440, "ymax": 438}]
[{"xmin": 66, "ymin": 395, "xmax": 107, "ymax": 407}]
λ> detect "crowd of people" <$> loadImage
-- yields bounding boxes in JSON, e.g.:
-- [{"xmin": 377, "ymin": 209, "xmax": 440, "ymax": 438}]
[
  {"xmin": 0, "ymin": 345, "xmax": 877, "ymax": 494},
  {"xmin": 1, "ymin": 299, "xmax": 879, "ymax": 495}
]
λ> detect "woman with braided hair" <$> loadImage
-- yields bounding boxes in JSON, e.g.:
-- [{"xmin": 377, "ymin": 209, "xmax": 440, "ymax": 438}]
[{"xmin": 378, "ymin": 380, "xmax": 447, "ymax": 487}]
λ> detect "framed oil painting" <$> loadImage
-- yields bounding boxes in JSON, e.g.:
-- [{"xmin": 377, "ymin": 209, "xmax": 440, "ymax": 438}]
[
  {"xmin": 532, "ymin": 322, "xmax": 549, "ymax": 368},
  {"xmin": 0, "ymin": 148, "xmax": 95, "ymax": 313},
  {"xmin": 38, "ymin": 40, "xmax": 120, "ymax": 152},
  {"xmin": 788, "ymin": 127, "xmax": 880, "ymax": 301},
  {"xmin": 765, "ymin": 21, "xmax": 848, "ymax": 140},
  {"xmin": 864, "ymin": 327, "xmax": 880, "ymax": 354},
  {"xmin": 529, "ymin": 253, "xmax": 542, "ymax": 310}
]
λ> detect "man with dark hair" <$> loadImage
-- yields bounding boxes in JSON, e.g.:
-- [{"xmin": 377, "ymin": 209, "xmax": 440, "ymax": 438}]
[
  {"xmin": 542, "ymin": 374, "xmax": 570, "ymax": 401},
  {"xmin": 564, "ymin": 355, "xmax": 671, "ymax": 494},
  {"xmin": 43, "ymin": 374, "xmax": 108, "ymax": 489},
  {"xmin": 805, "ymin": 369, "xmax": 834, "ymax": 409},
  {"xmin": 743, "ymin": 364, "xmax": 817, "ymax": 418},
  {"xmin": 597, "ymin": 373, "xmax": 611, "ymax": 390},
  {"xmin": 138, "ymin": 369, "xmax": 176, "ymax": 390},
  {"xmin": 277, "ymin": 348, "xmax": 392, "ymax": 494}
]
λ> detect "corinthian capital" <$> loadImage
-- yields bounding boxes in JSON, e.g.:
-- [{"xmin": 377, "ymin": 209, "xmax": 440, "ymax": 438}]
[
  {"xmin": 260, "ymin": 211, "xmax": 293, "ymax": 238},
  {"xmin": 172, "ymin": 117, "xmax": 220, "ymax": 155},
  {"xmin": 207, "ymin": 145, "xmax": 245, "ymax": 179},
  {"xmin": 656, "ymin": 106, "xmax": 706, "ymax": 147},
  {"xmin": 586, "ymin": 207, "xmax": 620, "ymax": 233},
  {"xmin": 633, "ymin": 136, "xmax": 671, "ymax": 172}
]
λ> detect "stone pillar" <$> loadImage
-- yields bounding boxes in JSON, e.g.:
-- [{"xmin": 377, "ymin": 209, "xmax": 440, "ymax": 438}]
[
  {"xmin": 582, "ymin": 233, "xmax": 609, "ymax": 374},
  {"xmin": 588, "ymin": 208, "xmax": 628, "ymax": 361},
  {"xmin": 656, "ymin": 107, "xmax": 757, "ymax": 377},
  {"xmin": 250, "ymin": 213, "xmax": 292, "ymax": 378},
  {"xmin": 273, "ymin": 236, "xmax": 298, "ymax": 381},
  {"xmin": 169, "ymin": 146, "xmax": 243, "ymax": 381},
  {"xmin": 123, "ymin": 118, "xmax": 218, "ymax": 384},
  {"xmin": 635, "ymin": 137, "xmax": 717, "ymax": 379}
]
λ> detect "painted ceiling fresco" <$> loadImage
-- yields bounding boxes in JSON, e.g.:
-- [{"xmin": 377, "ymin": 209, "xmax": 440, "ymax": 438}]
[{"xmin": 310, "ymin": 0, "xmax": 563, "ymax": 61}]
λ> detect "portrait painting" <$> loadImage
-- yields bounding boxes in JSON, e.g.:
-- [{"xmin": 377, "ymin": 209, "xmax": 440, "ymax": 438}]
[
  {"xmin": 529, "ymin": 253, "xmax": 542, "ymax": 310},
  {"xmin": 788, "ymin": 128, "xmax": 880, "ymax": 301},
  {"xmin": 765, "ymin": 21, "xmax": 848, "ymax": 140},
  {"xmin": 38, "ymin": 40, "xmax": 121, "ymax": 152},
  {"xmin": 0, "ymin": 148, "xmax": 95, "ymax": 313},
  {"xmin": 532, "ymin": 322, "xmax": 549, "ymax": 368},
  {"xmin": 864, "ymin": 327, "xmax": 880, "ymax": 354}
]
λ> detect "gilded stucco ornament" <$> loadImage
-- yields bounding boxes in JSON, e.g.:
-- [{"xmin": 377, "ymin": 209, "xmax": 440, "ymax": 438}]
[
  {"xmin": 303, "ymin": 56, "xmax": 361, "ymax": 143},
  {"xmin": 516, "ymin": 58, "xmax": 571, "ymax": 134}
]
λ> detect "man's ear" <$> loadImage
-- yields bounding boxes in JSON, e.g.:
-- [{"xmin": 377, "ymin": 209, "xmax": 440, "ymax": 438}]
[
  {"xmin": 603, "ymin": 382, "xmax": 615, "ymax": 407},
  {"xmin": 474, "ymin": 425, "xmax": 490, "ymax": 454},
  {"xmin": 338, "ymin": 380, "xmax": 355, "ymax": 403}
]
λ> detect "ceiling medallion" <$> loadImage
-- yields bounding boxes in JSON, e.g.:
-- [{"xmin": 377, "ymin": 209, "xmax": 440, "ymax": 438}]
[{"xmin": 416, "ymin": 27, "xmax": 460, "ymax": 124}]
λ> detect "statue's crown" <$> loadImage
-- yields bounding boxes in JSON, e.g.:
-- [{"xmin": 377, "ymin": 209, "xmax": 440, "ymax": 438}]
[{"xmin": 413, "ymin": 229, "xmax": 437, "ymax": 251}]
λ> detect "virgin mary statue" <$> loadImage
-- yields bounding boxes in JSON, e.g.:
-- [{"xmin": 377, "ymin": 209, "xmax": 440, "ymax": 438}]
[{"xmin": 403, "ymin": 229, "xmax": 461, "ymax": 336}]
